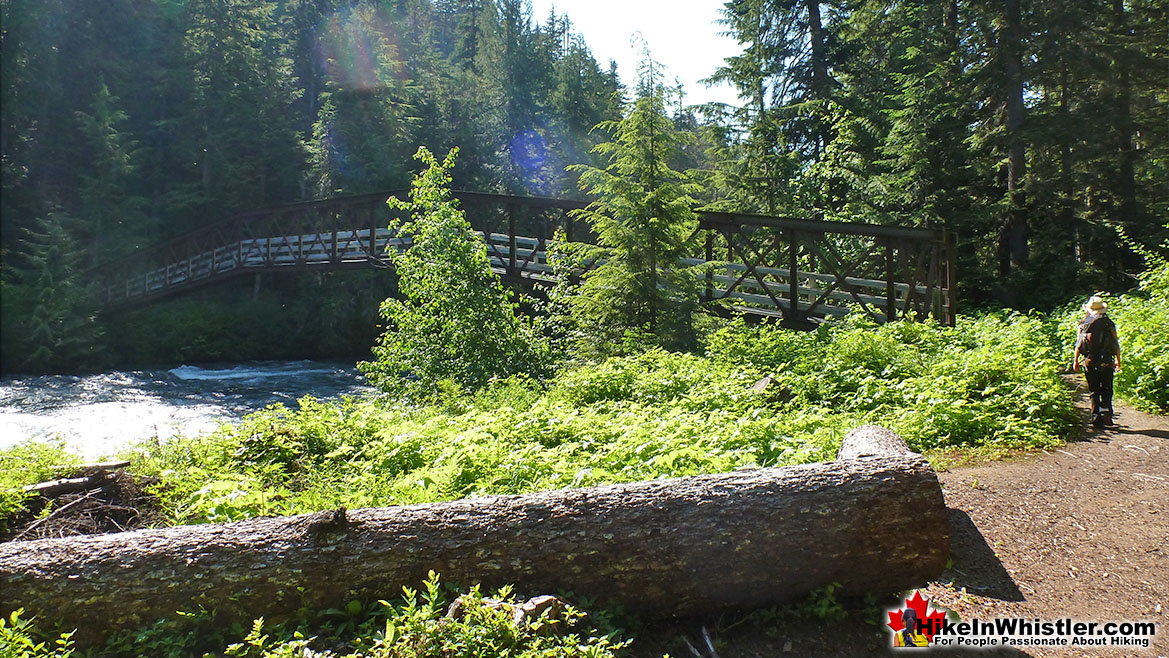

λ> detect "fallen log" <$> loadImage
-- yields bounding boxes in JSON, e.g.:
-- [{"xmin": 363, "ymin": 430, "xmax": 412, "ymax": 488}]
[
  {"xmin": 56, "ymin": 460, "xmax": 132, "ymax": 477},
  {"xmin": 15, "ymin": 461, "xmax": 132, "ymax": 499},
  {"xmin": 0, "ymin": 426, "xmax": 948, "ymax": 646},
  {"xmin": 21, "ymin": 475, "xmax": 102, "ymax": 497}
]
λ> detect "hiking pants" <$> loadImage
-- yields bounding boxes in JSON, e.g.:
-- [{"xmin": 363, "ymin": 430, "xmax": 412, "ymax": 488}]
[{"xmin": 1085, "ymin": 364, "xmax": 1114, "ymax": 422}]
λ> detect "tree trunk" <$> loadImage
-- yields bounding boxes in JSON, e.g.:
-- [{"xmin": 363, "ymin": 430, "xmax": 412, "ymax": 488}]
[
  {"xmin": 806, "ymin": 0, "xmax": 829, "ymax": 100},
  {"xmin": 1110, "ymin": 0, "xmax": 1138, "ymax": 249},
  {"xmin": 1, "ymin": 432, "xmax": 949, "ymax": 648},
  {"xmin": 997, "ymin": 0, "xmax": 1028, "ymax": 277}
]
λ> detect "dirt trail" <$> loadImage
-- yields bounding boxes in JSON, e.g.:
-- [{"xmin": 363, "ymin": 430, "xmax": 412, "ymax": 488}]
[{"xmin": 922, "ymin": 383, "xmax": 1168, "ymax": 657}]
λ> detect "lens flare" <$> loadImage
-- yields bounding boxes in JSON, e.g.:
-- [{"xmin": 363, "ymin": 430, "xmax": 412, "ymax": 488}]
[
  {"xmin": 316, "ymin": 5, "xmax": 400, "ymax": 92},
  {"xmin": 510, "ymin": 129, "xmax": 564, "ymax": 196}
]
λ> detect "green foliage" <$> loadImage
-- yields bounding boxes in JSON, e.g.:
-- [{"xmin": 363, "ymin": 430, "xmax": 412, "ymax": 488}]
[
  {"xmin": 1108, "ymin": 297, "xmax": 1169, "ymax": 412},
  {"xmin": 1055, "ymin": 287, "xmax": 1169, "ymax": 413},
  {"xmin": 359, "ymin": 147, "xmax": 553, "ymax": 399},
  {"xmin": 704, "ymin": 313, "xmax": 1076, "ymax": 451},
  {"xmin": 103, "ymin": 573, "xmax": 627, "ymax": 658},
  {"xmin": 2, "ymin": 0, "xmax": 624, "ymax": 371},
  {"xmin": 115, "ymin": 311, "xmax": 1073, "ymax": 527},
  {"xmin": 1053, "ymin": 224, "xmax": 1169, "ymax": 412},
  {"xmin": 0, "ymin": 609, "xmax": 76, "ymax": 658},
  {"xmin": 3, "ymin": 312, "xmax": 1103, "ymax": 656},
  {"xmin": 104, "ymin": 270, "xmax": 391, "ymax": 366},
  {"xmin": 739, "ymin": 584, "xmax": 849, "ymax": 632},
  {"xmin": 183, "ymin": 0, "xmax": 305, "ymax": 210},
  {"xmin": 565, "ymin": 49, "xmax": 703, "ymax": 355},
  {"xmin": 103, "ymin": 605, "xmax": 242, "ymax": 657},
  {"xmin": 704, "ymin": 0, "xmax": 1167, "ymax": 304},
  {"xmin": 75, "ymin": 80, "xmax": 148, "ymax": 260},
  {"xmin": 0, "ymin": 439, "xmax": 80, "ymax": 532}
]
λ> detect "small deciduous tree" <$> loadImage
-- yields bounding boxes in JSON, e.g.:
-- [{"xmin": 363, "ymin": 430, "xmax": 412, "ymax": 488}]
[{"xmin": 359, "ymin": 147, "xmax": 550, "ymax": 398}]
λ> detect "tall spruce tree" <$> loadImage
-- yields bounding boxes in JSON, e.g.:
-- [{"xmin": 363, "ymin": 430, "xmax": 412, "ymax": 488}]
[
  {"xmin": 0, "ymin": 212, "xmax": 104, "ymax": 373},
  {"xmin": 566, "ymin": 51, "xmax": 702, "ymax": 353},
  {"xmin": 75, "ymin": 81, "xmax": 148, "ymax": 258}
]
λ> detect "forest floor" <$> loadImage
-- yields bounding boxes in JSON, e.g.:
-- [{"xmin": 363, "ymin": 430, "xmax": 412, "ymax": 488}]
[{"xmin": 632, "ymin": 377, "xmax": 1168, "ymax": 658}]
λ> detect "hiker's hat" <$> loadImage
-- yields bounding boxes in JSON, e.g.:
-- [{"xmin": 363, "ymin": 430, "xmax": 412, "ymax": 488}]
[{"xmin": 1084, "ymin": 295, "xmax": 1107, "ymax": 313}]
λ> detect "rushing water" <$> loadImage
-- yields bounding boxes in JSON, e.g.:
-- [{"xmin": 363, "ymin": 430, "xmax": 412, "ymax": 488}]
[{"xmin": 0, "ymin": 361, "xmax": 375, "ymax": 459}]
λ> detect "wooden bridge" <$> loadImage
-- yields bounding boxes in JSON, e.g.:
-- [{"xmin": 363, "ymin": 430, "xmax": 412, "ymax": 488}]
[{"xmin": 95, "ymin": 191, "xmax": 956, "ymax": 326}]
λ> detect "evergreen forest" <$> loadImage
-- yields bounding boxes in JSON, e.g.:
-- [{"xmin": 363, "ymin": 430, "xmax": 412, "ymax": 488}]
[{"xmin": 1, "ymin": 0, "xmax": 1166, "ymax": 373}]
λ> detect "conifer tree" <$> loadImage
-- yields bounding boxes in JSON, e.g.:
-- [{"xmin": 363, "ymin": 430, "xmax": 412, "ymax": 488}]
[
  {"xmin": 0, "ymin": 212, "xmax": 105, "ymax": 373},
  {"xmin": 307, "ymin": 1, "xmax": 419, "ymax": 195},
  {"xmin": 566, "ymin": 51, "xmax": 702, "ymax": 353},
  {"xmin": 75, "ymin": 81, "xmax": 148, "ymax": 258}
]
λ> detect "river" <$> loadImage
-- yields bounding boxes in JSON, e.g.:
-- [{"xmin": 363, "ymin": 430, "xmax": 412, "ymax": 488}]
[{"xmin": 0, "ymin": 361, "xmax": 376, "ymax": 459}]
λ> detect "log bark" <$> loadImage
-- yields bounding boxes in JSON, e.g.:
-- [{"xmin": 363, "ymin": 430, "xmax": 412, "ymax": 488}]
[
  {"xmin": 1, "ymin": 431, "xmax": 948, "ymax": 646},
  {"xmin": 837, "ymin": 424, "xmax": 917, "ymax": 460}
]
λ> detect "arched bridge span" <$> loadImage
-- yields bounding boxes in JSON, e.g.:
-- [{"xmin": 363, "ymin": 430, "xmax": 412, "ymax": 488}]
[{"xmin": 95, "ymin": 191, "xmax": 956, "ymax": 326}]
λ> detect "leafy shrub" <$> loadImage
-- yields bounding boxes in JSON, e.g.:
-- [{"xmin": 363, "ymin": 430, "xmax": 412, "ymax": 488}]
[
  {"xmin": 0, "ymin": 439, "xmax": 79, "ymax": 533},
  {"xmin": 104, "ymin": 573, "xmax": 627, "ymax": 658},
  {"xmin": 0, "ymin": 609, "xmax": 75, "ymax": 658}
]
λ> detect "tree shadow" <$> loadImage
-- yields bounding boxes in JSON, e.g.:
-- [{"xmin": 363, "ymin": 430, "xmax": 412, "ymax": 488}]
[{"xmin": 943, "ymin": 508, "xmax": 1025, "ymax": 603}]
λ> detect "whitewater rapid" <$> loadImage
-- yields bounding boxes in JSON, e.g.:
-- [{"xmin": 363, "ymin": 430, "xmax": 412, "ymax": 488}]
[{"xmin": 0, "ymin": 361, "xmax": 374, "ymax": 459}]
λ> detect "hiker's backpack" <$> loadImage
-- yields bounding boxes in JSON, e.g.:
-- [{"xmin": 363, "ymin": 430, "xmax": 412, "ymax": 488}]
[{"xmin": 1079, "ymin": 314, "xmax": 1118, "ymax": 363}]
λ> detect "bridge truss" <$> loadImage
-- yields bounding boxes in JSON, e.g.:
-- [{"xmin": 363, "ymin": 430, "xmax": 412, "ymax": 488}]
[{"xmin": 95, "ymin": 191, "xmax": 956, "ymax": 326}]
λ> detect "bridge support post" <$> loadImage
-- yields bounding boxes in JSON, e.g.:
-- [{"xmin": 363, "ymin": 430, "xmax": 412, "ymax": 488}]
[
  {"xmin": 508, "ymin": 203, "xmax": 518, "ymax": 277},
  {"xmin": 885, "ymin": 239, "xmax": 896, "ymax": 323}
]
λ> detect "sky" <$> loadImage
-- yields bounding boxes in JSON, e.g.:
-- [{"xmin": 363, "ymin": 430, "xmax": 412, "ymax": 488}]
[{"xmin": 526, "ymin": 0, "xmax": 744, "ymax": 108}]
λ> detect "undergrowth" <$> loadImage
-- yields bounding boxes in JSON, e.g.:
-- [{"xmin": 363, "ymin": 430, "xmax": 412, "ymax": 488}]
[
  {"xmin": 0, "ymin": 439, "xmax": 78, "ymax": 534},
  {"xmin": 84, "ymin": 310, "xmax": 1077, "ymax": 525},
  {"xmin": 3, "ymin": 573, "xmax": 630, "ymax": 658},
  {"xmin": 1, "ymin": 310, "xmax": 1089, "ymax": 657}
]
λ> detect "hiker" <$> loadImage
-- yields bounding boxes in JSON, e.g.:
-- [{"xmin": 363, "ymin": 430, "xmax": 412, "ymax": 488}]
[
  {"xmin": 1073, "ymin": 295, "xmax": 1122, "ymax": 427},
  {"xmin": 893, "ymin": 608, "xmax": 929, "ymax": 647}
]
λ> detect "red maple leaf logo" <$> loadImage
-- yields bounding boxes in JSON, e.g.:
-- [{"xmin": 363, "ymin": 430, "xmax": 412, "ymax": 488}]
[{"xmin": 887, "ymin": 591, "xmax": 948, "ymax": 641}]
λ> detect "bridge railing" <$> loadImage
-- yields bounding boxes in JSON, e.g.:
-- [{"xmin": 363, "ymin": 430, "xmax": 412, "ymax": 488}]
[
  {"xmin": 94, "ymin": 191, "xmax": 954, "ymax": 326},
  {"xmin": 697, "ymin": 212, "xmax": 955, "ymax": 324}
]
